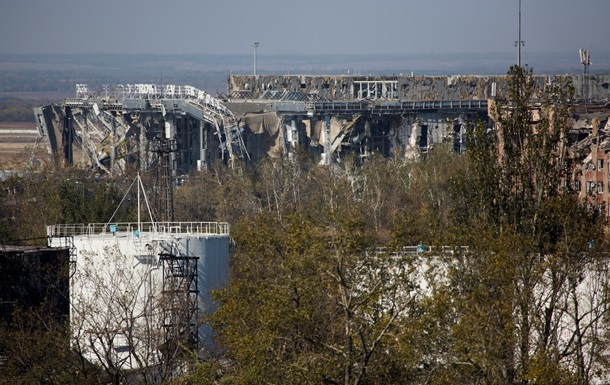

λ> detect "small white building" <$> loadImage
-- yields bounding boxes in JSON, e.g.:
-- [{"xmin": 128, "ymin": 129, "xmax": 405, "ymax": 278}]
[{"xmin": 47, "ymin": 221, "xmax": 229, "ymax": 370}]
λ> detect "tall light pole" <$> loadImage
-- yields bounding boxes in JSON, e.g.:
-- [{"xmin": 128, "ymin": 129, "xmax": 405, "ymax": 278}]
[
  {"xmin": 253, "ymin": 42, "xmax": 259, "ymax": 76},
  {"xmin": 515, "ymin": 0, "xmax": 525, "ymax": 67}
]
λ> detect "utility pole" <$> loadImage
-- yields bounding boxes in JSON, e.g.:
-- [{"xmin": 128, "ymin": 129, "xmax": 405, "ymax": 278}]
[
  {"xmin": 515, "ymin": 0, "xmax": 525, "ymax": 67},
  {"xmin": 253, "ymin": 42, "xmax": 260, "ymax": 76},
  {"xmin": 580, "ymin": 49, "xmax": 591, "ymax": 101}
]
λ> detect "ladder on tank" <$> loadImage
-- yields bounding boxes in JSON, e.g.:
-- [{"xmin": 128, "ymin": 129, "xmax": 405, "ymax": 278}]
[{"xmin": 159, "ymin": 242, "xmax": 199, "ymax": 355}]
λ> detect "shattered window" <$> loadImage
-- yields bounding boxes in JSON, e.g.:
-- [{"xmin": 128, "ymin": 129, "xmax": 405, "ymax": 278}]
[
  {"xmin": 598, "ymin": 182, "xmax": 604, "ymax": 194},
  {"xmin": 599, "ymin": 159, "xmax": 604, "ymax": 170}
]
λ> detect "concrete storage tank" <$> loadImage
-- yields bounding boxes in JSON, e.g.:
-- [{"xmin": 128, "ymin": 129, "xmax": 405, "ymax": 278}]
[{"xmin": 47, "ymin": 221, "xmax": 229, "ymax": 370}]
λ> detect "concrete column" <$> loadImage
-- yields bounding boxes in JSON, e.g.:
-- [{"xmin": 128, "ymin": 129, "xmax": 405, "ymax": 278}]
[
  {"xmin": 285, "ymin": 117, "xmax": 298, "ymax": 148},
  {"xmin": 198, "ymin": 120, "xmax": 207, "ymax": 171},
  {"xmin": 165, "ymin": 116, "xmax": 177, "ymax": 177},
  {"xmin": 321, "ymin": 116, "xmax": 332, "ymax": 165}
]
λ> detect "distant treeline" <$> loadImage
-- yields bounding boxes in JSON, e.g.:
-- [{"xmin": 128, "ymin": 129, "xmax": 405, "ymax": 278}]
[
  {"xmin": 0, "ymin": 97, "xmax": 40, "ymax": 122},
  {"xmin": 2, "ymin": 52, "xmax": 609, "ymax": 98},
  {"xmin": 0, "ymin": 70, "xmax": 80, "ymax": 93}
]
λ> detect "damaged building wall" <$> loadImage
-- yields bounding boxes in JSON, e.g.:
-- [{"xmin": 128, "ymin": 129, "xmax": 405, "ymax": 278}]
[
  {"xmin": 35, "ymin": 103, "xmax": 224, "ymax": 175},
  {"xmin": 35, "ymin": 105, "xmax": 63, "ymax": 159},
  {"xmin": 35, "ymin": 77, "xmax": 610, "ymax": 172},
  {"xmin": 570, "ymin": 113, "xmax": 610, "ymax": 214},
  {"xmin": 35, "ymin": 84, "xmax": 249, "ymax": 175},
  {"xmin": 236, "ymin": 109, "xmax": 482, "ymax": 163},
  {"xmin": 226, "ymin": 74, "xmax": 610, "ymax": 165},
  {"xmin": 240, "ymin": 111, "xmax": 283, "ymax": 161},
  {"xmin": 228, "ymin": 74, "xmax": 610, "ymax": 102}
]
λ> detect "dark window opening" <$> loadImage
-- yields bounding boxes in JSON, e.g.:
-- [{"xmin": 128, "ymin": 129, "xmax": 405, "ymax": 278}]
[{"xmin": 419, "ymin": 125, "xmax": 428, "ymax": 150}]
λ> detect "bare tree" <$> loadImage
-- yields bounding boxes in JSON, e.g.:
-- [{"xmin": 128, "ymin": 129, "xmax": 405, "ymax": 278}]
[{"xmin": 71, "ymin": 243, "xmax": 187, "ymax": 385}]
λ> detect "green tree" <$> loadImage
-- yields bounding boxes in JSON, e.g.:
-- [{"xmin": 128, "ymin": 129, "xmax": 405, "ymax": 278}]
[
  {"xmin": 435, "ymin": 66, "xmax": 610, "ymax": 385},
  {"xmin": 210, "ymin": 207, "xmax": 421, "ymax": 385}
]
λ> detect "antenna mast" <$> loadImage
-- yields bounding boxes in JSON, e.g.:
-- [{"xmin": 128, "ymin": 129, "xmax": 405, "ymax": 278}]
[
  {"xmin": 253, "ymin": 42, "xmax": 259, "ymax": 76},
  {"xmin": 515, "ymin": 0, "xmax": 525, "ymax": 67}
]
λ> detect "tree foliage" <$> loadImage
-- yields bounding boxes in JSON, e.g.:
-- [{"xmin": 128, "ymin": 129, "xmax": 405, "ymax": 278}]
[{"xmin": 212, "ymin": 209, "xmax": 421, "ymax": 385}]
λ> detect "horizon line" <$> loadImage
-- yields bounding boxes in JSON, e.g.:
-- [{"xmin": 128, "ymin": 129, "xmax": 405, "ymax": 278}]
[{"xmin": 1, "ymin": 51, "xmax": 609, "ymax": 57}]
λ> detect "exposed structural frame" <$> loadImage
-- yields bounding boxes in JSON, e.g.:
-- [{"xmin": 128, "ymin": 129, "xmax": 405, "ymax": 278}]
[
  {"xmin": 38, "ymin": 84, "xmax": 249, "ymax": 176},
  {"xmin": 75, "ymin": 84, "xmax": 232, "ymax": 119},
  {"xmin": 230, "ymin": 96, "xmax": 489, "ymax": 165},
  {"xmin": 154, "ymin": 135, "xmax": 176, "ymax": 223},
  {"xmin": 37, "ymin": 73, "xmax": 610, "ymax": 171},
  {"xmin": 74, "ymin": 83, "xmax": 249, "ymax": 166}
]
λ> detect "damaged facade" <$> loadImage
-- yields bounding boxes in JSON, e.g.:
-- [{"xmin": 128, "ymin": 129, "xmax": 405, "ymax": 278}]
[
  {"xmin": 228, "ymin": 74, "xmax": 610, "ymax": 102},
  {"xmin": 225, "ymin": 73, "xmax": 610, "ymax": 164},
  {"xmin": 225, "ymin": 74, "xmax": 500, "ymax": 163},
  {"xmin": 571, "ymin": 110, "xmax": 610, "ymax": 214},
  {"xmin": 35, "ymin": 74, "xmax": 610, "ymax": 173},
  {"xmin": 34, "ymin": 84, "xmax": 248, "ymax": 175}
]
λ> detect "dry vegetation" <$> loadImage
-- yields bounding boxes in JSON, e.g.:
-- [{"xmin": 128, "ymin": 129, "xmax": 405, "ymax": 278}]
[{"xmin": 0, "ymin": 122, "xmax": 46, "ymax": 169}]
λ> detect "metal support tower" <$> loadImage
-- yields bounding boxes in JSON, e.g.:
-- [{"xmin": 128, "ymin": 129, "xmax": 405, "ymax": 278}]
[
  {"xmin": 160, "ymin": 248, "xmax": 199, "ymax": 354},
  {"xmin": 154, "ymin": 133, "xmax": 176, "ymax": 222},
  {"xmin": 48, "ymin": 235, "xmax": 77, "ymax": 278}
]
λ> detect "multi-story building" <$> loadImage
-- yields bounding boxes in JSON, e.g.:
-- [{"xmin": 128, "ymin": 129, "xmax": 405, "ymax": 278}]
[{"xmin": 571, "ymin": 115, "xmax": 610, "ymax": 215}]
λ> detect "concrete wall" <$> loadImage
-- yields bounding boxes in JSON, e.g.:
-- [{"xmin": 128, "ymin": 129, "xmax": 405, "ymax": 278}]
[
  {"xmin": 36, "ymin": 104, "xmax": 224, "ymax": 174},
  {"xmin": 233, "ymin": 110, "xmax": 482, "ymax": 163}
]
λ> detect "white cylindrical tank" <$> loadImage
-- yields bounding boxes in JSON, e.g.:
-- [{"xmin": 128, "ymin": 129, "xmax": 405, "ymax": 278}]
[
  {"xmin": 189, "ymin": 234, "xmax": 229, "ymax": 350},
  {"xmin": 47, "ymin": 222, "xmax": 230, "ymax": 369}
]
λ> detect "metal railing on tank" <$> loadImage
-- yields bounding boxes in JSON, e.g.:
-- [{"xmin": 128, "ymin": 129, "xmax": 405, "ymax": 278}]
[{"xmin": 46, "ymin": 222, "xmax": 230, "ymax": 237}]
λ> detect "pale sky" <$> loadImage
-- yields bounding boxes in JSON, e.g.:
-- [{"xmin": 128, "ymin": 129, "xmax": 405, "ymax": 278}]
[{"xmin": 0, "ymin": 0, "xmax": 608, "ymax": 55}]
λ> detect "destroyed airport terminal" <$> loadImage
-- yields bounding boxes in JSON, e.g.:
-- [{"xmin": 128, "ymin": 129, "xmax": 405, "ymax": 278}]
[
  {"xmin": 21, "ymin": 73, "xmax": 610, "ymax": 372},
  {"xmin": 35, "ymin": 73, "xmax": 610, "ymax": 175}
]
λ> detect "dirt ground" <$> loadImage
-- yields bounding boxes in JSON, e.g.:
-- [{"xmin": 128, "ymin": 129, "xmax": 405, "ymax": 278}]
[{"xmin": 0, "ymin": 122, "xmax": 47, "ymax": 170}]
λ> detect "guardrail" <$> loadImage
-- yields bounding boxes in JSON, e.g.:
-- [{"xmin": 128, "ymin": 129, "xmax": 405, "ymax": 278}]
[
  {"xmin": 47, "ymin": 222, "xmax": 230, "ymax": 237},
  {"xmin": 73, "ymin": 84, "xmax": 235, "ymax": 120},
  {"xmin": 303, "ymin": 100, "xmax": 488, "ymax": 113}
]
